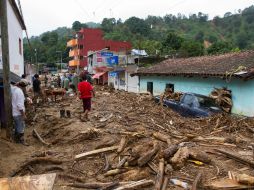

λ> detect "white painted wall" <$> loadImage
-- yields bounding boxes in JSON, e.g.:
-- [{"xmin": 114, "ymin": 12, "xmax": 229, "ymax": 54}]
[
  {"xmin": 126, "ymin": 73, "xmax": 139, "ymax": 93},
  {"xmin": 0, "ymin": 0, "xmax": 24, "ymax": 77}
]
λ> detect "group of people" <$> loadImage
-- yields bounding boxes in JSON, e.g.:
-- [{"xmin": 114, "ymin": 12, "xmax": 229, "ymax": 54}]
[{"xmin": 10, "ymin": 71, "xmax": 95, "ymax": 145}]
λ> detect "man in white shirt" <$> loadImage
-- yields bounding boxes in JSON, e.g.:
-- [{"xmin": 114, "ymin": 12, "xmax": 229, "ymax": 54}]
[{"xmin": 11, "ymin": 82, "xmax": 27, "ymax": 145}]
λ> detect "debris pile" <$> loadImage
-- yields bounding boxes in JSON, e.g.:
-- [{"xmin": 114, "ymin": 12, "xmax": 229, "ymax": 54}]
[
  {"xmin": 210, "ymin": 87, "xmax": 233, "ymax": 113},
  {"xmin": 1, "ymin": 86, "xmax": 254, "ymax": 190}
]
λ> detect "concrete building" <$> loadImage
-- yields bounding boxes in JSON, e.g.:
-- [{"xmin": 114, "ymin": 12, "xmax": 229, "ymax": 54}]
[
  {"xmin": 67, "ymin": 28, "xmax": 131, "ymax": 70},
  {"xmin": 133, "ymin": 51, "xmax": 254, "ymax": 117},
  {"xmin": 0, "ymin": 0, "xmax": 26, "ymax": 125},
  {"xmin": 0, "ymin": 0, "xmax": 25, "ymax": 77}
]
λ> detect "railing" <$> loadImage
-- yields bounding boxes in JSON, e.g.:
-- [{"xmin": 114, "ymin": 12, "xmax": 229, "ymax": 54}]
[
  {"xmin": 67, "ymin": 39, "xmax": 78, "ymax": 47},
  {"xmin": 69, "ymin": 60, "xmax": 80, "ymax": 67}
]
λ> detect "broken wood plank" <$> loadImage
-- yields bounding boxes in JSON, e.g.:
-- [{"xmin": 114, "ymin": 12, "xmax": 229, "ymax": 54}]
[
  {"xmin": 155, "ymin": 158, "xmax": 165, "ymax": 190},
  {"xmin": 58, "ymin": 173, "xmax": 86, "ymax": 183},
  {"xmin": 0, "ymin": 173, "xmax": 56, "ymax": 190},
  {"xmin": 104, "ymin": 169, "xmax": 128, "ymax": 177},
  {"xmin": 117, "ymin": 156, "xmax": 129, "ymax": 169},
  {"xmin": 215, "ymin": 149, "xmax": 254, "ymax": 169},
  {"xmin": 10, "ymin": 157, "xmax": 63, "ymax": 177},
  {"xmin": 33, "ymin": 129, "xmax": 50, "ymax": 146},
  {"xmin": 75, "ymin": 146, "xmax": 119, "ymax": 160},
  {"xmin": 114, "ymin": 179, "xmax": 154, "ymax": 190},
  {"xmin": 161, "ymin": 176, "xmax": 169, "ymax": 190},
  {"xmin": 138, "ymin": 142, "xmax": 160, "ymax": 167},
  {"xmin": 153, "ymin": 132, "xmax": 171, "ymax": 144},
  {"xmin": 191, "ymin": 172, "xmax": 202, "ymax": 190},
  {"xmin": 117, "ymin": 136, "xmax": 128, "ymax": 153}
]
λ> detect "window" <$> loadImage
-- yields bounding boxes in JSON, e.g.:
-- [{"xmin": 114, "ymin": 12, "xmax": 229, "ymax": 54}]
[
  {"xmin": 166, "ymin": 83, "xmax": 174, "ymax": 92},
  {"xmin": 19, "ymin": 38, "xmax": 22, "ymax": 54},
  {"xmin": 79, "ymin": 45, "xmax": 84, "ymax": 49}
]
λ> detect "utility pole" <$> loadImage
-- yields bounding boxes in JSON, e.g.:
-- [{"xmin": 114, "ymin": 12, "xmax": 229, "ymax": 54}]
[{"xmin": 0, "ymin": 0, "xmax": 13, "ymax": 138}]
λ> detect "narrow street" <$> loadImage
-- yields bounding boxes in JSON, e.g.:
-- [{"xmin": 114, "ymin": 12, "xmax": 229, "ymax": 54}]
[{"xmin": 1, "ymin": 86, "xmax": 254, "ymax": 189}]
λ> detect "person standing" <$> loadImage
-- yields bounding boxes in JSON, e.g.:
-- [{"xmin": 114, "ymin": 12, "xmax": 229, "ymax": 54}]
[
  {"xmin": 63, "ymin": 75, "xmax": 70, "ymax": 91},
  {"xmin": 20, "ymin": 74, "xmax": 30, "ymax": 98},
  {"xmin": 33, "ymin": 74, "xmax": 41, "ymax": 103},
  {"xmin": 11, "ymin": 82, "xmax": 28, "ymax": 145},
  {"xmin": 72, "ymin": 73, "xmax": 79, "ymax": 92},
  {"xmin": 77, "ymin": 75, "xmax": 95, "ymax": 120}
]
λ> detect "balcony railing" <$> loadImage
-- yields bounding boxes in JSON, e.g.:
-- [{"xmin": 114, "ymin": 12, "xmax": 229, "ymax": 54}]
[
  {"xmin": 67, "ymin": 39, "xmax": 78, "ymax": 47},
  {"xmin": 69, "ymin": 60, "xmax": 80, "ymax": 67},
  {"xmin": 69, "ymin": 49, "xmax": 80, "ymax": 57}
]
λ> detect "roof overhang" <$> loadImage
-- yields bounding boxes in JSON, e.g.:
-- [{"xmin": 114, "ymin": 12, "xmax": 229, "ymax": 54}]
[{"xmin": 0, "ymin": 69, "xmax": 21, "ymax": 83}]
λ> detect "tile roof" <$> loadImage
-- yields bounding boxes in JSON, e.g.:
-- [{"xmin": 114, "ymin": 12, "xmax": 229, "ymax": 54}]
[{"xmin": 133, "ymin": 51, "xmax": 254, "ymax": 79}]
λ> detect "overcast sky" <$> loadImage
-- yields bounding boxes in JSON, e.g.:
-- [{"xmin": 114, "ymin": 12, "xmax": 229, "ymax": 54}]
[{"xmin": 20, "ymin": 0, "xmax": 254, "ymax": 36}]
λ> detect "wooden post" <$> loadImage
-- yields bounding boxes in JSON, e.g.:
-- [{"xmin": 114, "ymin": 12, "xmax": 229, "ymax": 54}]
[{"xmin": 0, "ymin": 0, "xmax": 13, "ymax": 139}]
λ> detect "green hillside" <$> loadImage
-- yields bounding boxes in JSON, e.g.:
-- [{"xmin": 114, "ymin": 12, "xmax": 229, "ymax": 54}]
[{"xmin": 24, "ymin": 5, "xmax": 254, "ymax": 66}]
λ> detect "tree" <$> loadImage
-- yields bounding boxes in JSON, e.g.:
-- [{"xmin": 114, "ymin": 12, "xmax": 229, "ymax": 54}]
[
  {"xmin": 179, "ymin": 39, "xmax": 204, "ymax": 57},
  {"xmin": 72, "ymin": 21, "xmax": 83, "ymax": 32},
  {"xmin": 124, "ymin": 17, "xmax": 151, "ymax": 36},
  {"xmin": 161, "ymin": 32, "xmax": 183, "ymax": 54},
  {"xmin": 101, "ymin": 18, "xmax": 116, "ymax": 33},
  {"xmin": 207, "ymin": 41, "xmax": 235, "ymax": 54}
]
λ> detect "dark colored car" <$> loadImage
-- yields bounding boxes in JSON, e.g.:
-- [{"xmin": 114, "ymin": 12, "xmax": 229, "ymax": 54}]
[{"xmin": 155, "ymin": 93, "xmax": 221, "ymax": 117}]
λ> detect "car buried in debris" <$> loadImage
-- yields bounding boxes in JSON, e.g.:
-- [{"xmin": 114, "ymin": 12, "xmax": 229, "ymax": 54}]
[{"xmin": 155, "ymin": 93, "xmax": 222, "ymax": 117}]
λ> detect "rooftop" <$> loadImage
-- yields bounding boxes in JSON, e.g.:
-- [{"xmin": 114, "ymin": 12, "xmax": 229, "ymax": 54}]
[{"xmin": 133, "ymin": 51, "xmax": 254, "ymax": 79}]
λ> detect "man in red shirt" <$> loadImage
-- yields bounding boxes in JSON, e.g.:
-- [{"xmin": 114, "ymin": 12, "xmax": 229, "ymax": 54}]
[{"xmin": 77, "ymin": 75, "xmax": 95, "ymax": 120}]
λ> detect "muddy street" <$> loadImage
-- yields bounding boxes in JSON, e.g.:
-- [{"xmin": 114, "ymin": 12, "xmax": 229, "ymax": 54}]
[{"xmin": 1, "ymin": 86, "xmax": 254, "ymax": 189}]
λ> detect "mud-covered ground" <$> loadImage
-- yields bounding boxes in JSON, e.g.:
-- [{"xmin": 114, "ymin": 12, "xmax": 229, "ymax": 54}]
[{"xmin": 1, "ymin": 86, "xmax": 254, "ymax": 189}]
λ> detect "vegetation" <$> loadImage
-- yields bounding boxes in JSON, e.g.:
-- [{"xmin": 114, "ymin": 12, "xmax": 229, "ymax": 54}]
[{"xmin": 24, "ymin": 5, "xmax": 254, "ymax": 65}]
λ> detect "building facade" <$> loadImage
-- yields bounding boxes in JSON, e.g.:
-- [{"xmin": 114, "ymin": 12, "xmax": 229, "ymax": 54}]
[
  {"xmin": 67, "ymin": 28, "xmax": 131, "ymax": 70},
  {"xmin": 134, "ymin": 51, "xmax": 254, "ymax": 117},
  {"xmin": 0, "ymin": 0, "xmax": 25, "ymax": 77}
]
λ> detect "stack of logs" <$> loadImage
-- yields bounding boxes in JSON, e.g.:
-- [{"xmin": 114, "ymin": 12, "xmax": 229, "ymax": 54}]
[{"xmin": 210, "ymin": 87, "xmax": 233, "ymax": 113}]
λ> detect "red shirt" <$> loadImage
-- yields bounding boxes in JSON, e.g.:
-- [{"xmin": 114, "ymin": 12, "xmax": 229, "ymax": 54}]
[{"xmin": 78, "ymin": 81, "xmax": 93, "ymax": 98}]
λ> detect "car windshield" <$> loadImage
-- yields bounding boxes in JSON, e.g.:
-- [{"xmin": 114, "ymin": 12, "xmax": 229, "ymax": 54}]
[{"xmin": 196, "ymin": 96, "xmax": 218, "ymax": 108}]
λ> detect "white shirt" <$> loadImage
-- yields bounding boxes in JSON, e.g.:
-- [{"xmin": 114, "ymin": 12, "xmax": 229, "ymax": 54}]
[{"xmin": 11, "ymin": 85, "xmax": 25, "ymax": 116}]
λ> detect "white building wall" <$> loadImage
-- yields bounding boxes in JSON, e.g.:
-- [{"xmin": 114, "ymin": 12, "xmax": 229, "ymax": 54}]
[
  {"xmin": 126, "ymin": 73, "xmax": 139, "ymax": 93},
  {"xmin": 0, "ymin": 0, "xmax": 24, "ymax": 77}
]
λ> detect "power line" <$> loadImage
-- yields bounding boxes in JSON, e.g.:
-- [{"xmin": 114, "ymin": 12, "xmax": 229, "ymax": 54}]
[
  {"xmin": 73, "ymin": 0, "xmax": 91, "ymax": 20},
  {"xmin": 17, "ymin": 0, "xmax": 34, "ymax": 59}
]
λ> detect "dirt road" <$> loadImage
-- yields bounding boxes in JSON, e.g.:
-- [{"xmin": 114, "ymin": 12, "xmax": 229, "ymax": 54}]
[{"xmin": 1, "ymin": 86, "xmax": 254, "ymax": 189}]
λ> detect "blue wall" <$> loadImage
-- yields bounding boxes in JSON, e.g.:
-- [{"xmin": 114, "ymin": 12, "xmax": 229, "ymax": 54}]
[{"xmin": 140, "ymin": 75, "xmax": 254, "ymax": 117}]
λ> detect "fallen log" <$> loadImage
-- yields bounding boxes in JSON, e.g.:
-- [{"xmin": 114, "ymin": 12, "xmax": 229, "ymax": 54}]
[
  {"xmin": 114, "ymin": 179, "xmax": 154, "ymax": 190},
  {"xmin": 10, "ymin": 157, "xmax": 63, "ymax": 177},
  {"xmin": 191, "ymin": 172, "xmax": 202, "ymax": 190},
  {"xmin": 65, "ymin": 181, "xmax": 135, "ymax": 189},
  {"xmin": 153, "ymin": 132, "xmax": 171, "ymax": 144},
  {"xmin": 104, "ymin": 169, "xmax": 128, "ymax": 177},
  {"xmin": 104, "ymin": 154, "xmax": 111, "ymax": 171},
  {"xmin": 215, "ymin": 149, "xmax": 254, "ymax": 168},
  {"xmin": 189, "ymin": 148, "xmax": 211, "ymax": 163},
  {"xmin": 138, "ymin": 142, "xmax": 160, "ymax": 167},
  {"xmin": 117, "ymin": 156, "xmax": 129, "ymax": 169},
  {"xmin": 100, "ymin": 182, "xmax": 119, "ymax": 190},
  {"xmin": 163, "ymin": 145, "xmax": 178, "ymax": 159},
  {"xmin": 161, "ymin": 176, "xmax": 169, "ymax": 190},
  {"xmin": 75, "ymin": 146, "xmax": 119, "ymax": 160},
  {"xmin": 117, "ymin": 136, "xmax": 128, "ymax": 153},
  {"xmin": 155, "ymin": 158, "xmax": 165, "ymax": 190},
  {"xmin": 58, "ymin": 173, "xmax": 86, "ymax": 183},
  {"xmin": 170, "ymin": 146, "xmax": 190, "ymax": 168},
  {"xmin": 33, "ymin": 129, "xmax": 50, "ymax": 146},
  {"xmin": 95, "ymin": 139, "xmax": 116, "ymax": 149}
]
